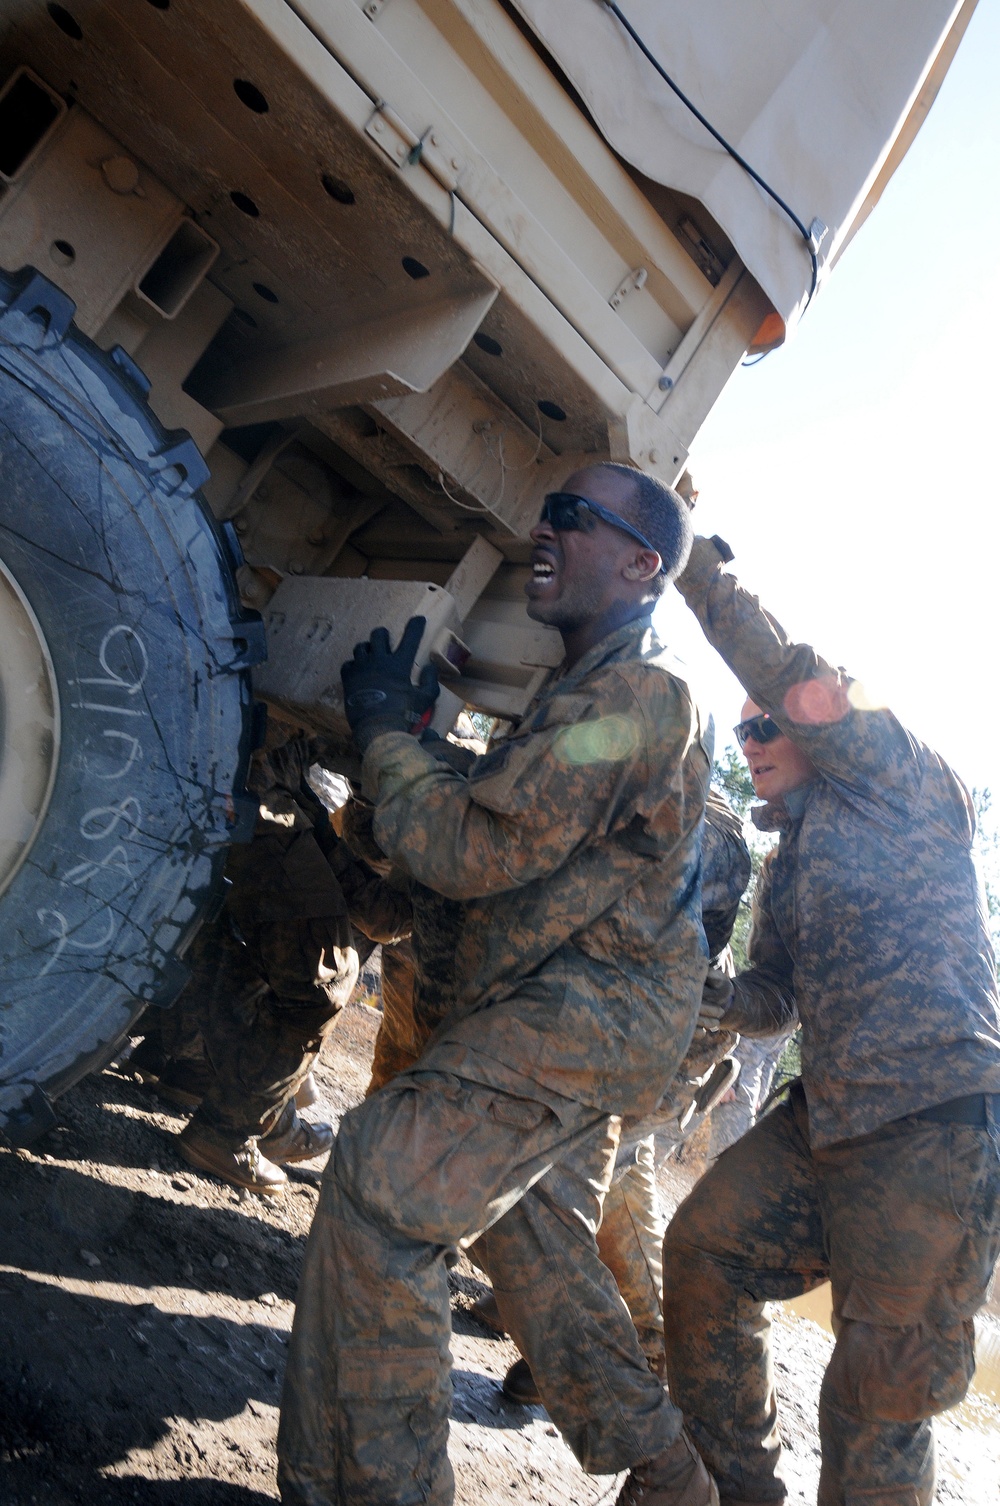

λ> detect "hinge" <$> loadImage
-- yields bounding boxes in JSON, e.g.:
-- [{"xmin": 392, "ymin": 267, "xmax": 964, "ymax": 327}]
[{"xmin": 609, "ymin": 266, "xmax": 647, "ymax": 311}]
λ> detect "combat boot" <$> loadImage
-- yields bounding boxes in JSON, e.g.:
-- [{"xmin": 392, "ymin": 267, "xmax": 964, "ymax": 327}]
[
  {"xmin": 502, "ymin": 1357, "xmax": 541, "ymax": 1406},
  {"xmin": 616, "ymin": 1432, "xmax": 719, "ymax": 1506},
  {"xmin": 471, "ymin": 1291, "xmax": 507, "ymax": 1337},
  {"xmin": 259, "ymin": 1102, "xmax": 333, "ymax": 1164},
  {"xmin": 178, "ymin": 1121, "xmax": 287, "ymax": 1195}
]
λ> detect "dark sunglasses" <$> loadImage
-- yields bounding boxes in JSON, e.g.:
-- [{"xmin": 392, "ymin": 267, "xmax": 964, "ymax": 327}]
[
  {"xmin": 540, "ymin": 492, "xmax": 665, "ymax": 573},
  {"xmin": 734, "ymin": 713, "xmax": 784, "ymax": 749}
]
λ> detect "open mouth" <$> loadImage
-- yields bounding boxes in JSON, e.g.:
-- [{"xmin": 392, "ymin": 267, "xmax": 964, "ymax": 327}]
[{"xmin": 527, "ymin": 551, "xmax": 558, "ymax": 593}]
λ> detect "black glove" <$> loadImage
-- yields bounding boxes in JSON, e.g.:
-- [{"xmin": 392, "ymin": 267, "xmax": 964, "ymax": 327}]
[
  {"xmin": 341, "ymin": 615, "xmax": 440, "ymax": 753},
  {"xmin": 419, "ymin": 729, "xmax": 478, "ymax": 775}
]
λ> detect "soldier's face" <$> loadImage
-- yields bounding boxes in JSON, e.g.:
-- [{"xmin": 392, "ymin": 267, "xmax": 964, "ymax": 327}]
[
  {"xmin": 525, "ymin": 468, "xmax": 646, "ymax": 629},
  {"xmin": 740, "ymin": 700, "xmax": 817, "ymax": 801}
]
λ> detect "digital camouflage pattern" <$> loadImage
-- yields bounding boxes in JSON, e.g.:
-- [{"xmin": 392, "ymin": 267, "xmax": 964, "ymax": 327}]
[
  {"xmin": 278, "ymin": 615, "xmax": 712, "ymax": 1503},
  {"xmin": 677, "ymin": 534, "xmax": 1000, "ymax": 1145},
  {"xmin": 664, "ymin": 1082, "xmax": 1000, "ymax": 1506},
  {"xmin": 362, "ymin": 615, "xmax": 713, "ymax": 1118},
  {"xmin": 335, "ymin": 796, "xmax": 467, "ymax": 1094},
  {"xmin": 353, "ymin": 782, "xmax": 750, "ymax": 1379},
  {"xmin": 668, "ymin": 537, "xmax": 1000, "ymax": 1503},
  {"xmin": 182, "ymin": 734, "xmax": 364, "ymax": 1144}
]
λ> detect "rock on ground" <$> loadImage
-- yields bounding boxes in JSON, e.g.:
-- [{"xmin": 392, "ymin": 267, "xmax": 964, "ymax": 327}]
[{"xmin": 0, "ymin": 997, "xmax": 997, "ymax": 1504}]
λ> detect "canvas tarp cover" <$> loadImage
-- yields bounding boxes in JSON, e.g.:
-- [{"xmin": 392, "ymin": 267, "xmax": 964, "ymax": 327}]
[{"xmin": 510, "ymin": 0, "xmax": 975, "ymax": 332}]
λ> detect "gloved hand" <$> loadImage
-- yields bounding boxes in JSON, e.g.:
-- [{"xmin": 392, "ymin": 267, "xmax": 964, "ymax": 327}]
[
  {"xmin": 696, "ymin": 965, "xmax": 735, "ymax": 1032},
  {"xmin": 419, "ymin": 728, "xmax": 478, "ymax": 775},
  {"xmin": 341, "ymin": 615, "xmax": 440, "ymax": 753}
]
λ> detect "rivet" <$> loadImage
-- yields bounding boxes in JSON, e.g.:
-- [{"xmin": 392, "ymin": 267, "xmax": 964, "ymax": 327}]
[{"xmin": 101, "ymin": 155, "xmax": 140, "ymax": 194}]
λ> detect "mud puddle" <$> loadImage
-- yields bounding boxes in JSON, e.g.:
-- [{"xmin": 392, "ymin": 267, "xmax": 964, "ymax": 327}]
[{"xmin": 783, "ymin": 1286, "xmax": 1000, "ymax": 1406}]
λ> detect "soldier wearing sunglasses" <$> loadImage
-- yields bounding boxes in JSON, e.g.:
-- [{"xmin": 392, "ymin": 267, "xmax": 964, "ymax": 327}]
[
  {"xmin": 280, "ymin": 464, "xmax": 722, "ymax": 1506},
  {"xmin": 662, "ymin": 531, "xmax": 1000, "ymax": 1506}
]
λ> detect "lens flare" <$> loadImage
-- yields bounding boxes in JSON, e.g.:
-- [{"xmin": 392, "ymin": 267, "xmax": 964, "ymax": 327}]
[{"xmin": 555, "ymin": 714, "xmax": 641, "ymax": 765}]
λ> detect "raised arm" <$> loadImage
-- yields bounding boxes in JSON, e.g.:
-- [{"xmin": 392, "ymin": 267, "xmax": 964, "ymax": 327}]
[{"xmin": 677, "ymin": 536, "xmax": 920, "ymax": 808}]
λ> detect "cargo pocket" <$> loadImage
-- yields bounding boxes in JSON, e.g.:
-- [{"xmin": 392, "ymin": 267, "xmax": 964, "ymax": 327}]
[
  {"xmin": 338, "ymin": 1345, "xmax": 452, "ymax": 1504},
  {"xmin": 827, "ymin": 1275, "xmax": 976, "ymax": 1422}
]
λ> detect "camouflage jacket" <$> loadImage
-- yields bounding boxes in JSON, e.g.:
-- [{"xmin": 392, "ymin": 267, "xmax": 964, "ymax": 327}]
[
  {"xmin": 678, "ymin": 535, "xmax": 1000, "ymax": 1146},
  {"xmin": 702, "ymin": 787, "xmax": 752, "ymax": 963},
  {"xmin": 361, "ymin": 615, "xmax": 713, "ymax": 1116}
]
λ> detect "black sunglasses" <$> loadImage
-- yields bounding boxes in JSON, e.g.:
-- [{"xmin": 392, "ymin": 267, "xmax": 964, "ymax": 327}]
[
  {"xmin": 734, "ymin": 713, "xmax": 784, "ymax": 749},
  {"xmin": 540, "ymin": 492, "xmax": 665, "ymax": 573}
]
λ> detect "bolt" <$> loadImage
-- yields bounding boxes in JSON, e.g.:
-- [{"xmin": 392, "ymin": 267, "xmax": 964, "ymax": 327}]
[
  {"xmin": 101, "ymin": 155, "xmax": 140, "ymax": 195},
  {"xmin": 649, "ymin": 448, "xmax": 662, "ymax": 464},
  {"xmin": 373, "ymin": 119, "xmax": 384, "ymax": 133},
  {"xmin": 289, "ymin": 562, "xmax": 305, "ymax": 575},
  {"xmin": 658, "ymin": 374, "xmax": 674, "ymax": 392}
]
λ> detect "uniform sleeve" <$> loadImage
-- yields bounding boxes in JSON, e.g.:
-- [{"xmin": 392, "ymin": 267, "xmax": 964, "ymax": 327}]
[
  {"xmin": 327, "ymin": 840, "xmax": 413, "ymax": 945},
  {"xmin": 361, "ymin": 673, "xmax": 687, "ymax": 901},
  {"xmin": 677, "ymin": 536, "xmax": 920, "ymax": 808},
  {"xmin": 701, "ymin": 789, "xmax": 752, "ymax": 959},
  {"xmin": 723, "ymin": 850, "xmax": 798, "ymax": 1036}
]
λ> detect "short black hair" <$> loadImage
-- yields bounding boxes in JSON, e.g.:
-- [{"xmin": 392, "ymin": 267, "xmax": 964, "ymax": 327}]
[{"xmin": 601, "ymin": 463, "xmax": 693, "ymax": 595}]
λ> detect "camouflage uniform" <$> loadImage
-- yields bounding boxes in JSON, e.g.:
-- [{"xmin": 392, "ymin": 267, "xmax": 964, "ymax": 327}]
[
  {"xmin": 182, "ymin": 735, "xmax": 379, "ymax": 1146},
  {"xmin": 335, "ymin": 796, "xmax": 466, "ymax": 1095},
  {"xmin": 663, "ymin": 536, "xmax": 1000, "ymax": 1506},
  {"xmin": 277, "ymin": 616, "xmax": 713, "ymax": 1504}
]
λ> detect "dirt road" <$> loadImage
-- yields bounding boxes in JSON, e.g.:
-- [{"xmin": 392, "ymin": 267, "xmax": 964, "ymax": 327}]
[{"xmin": 2, "ymin": 999, "xmax": 998, "ymax": 1504}]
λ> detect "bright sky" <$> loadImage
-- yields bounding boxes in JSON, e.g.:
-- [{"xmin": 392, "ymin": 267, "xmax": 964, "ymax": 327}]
[{"xmin": 655, "ymin": 0, "xmax": 1000, "ymax": 796}]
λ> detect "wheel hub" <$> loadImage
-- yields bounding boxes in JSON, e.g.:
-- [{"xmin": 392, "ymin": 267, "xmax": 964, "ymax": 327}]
[{"xmin": 0, "ymin": 553, "xmax": 60, "ymax": 899}]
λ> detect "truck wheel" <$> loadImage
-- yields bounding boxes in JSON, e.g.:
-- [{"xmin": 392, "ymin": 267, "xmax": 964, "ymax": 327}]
[{"xmin": 0, "ymin": 267, "xmax": 265, "ymax": 1144}]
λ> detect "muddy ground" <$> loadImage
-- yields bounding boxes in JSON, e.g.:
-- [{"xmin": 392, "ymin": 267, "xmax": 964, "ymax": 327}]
[{"xmin": 2, "ymin": 998, "xmax": 998, "ymax": 1505}]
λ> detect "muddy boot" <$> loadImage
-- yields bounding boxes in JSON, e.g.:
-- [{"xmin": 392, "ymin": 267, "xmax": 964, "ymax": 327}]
[
  {"xmin": 616, "ymin": 1433, "xmax": 719, "ymax": 1506},
  {"xmin": 178, "ymin": 1121, "xmax": 287, "ymax": 1195},
  {"xmin": 259, "ymin": 1101, "xmax": 333, "ymax": 1164},
  {"xmin": 471, "ymin": 1291, "xmax": 507, "ymax": 1337},
  {"xmin": 502, "ymin": 1357, "xmax": 541, "ymax": 1407}
]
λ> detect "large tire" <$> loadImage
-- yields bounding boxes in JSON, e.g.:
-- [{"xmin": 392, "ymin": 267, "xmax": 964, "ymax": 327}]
[{"xmin": 0, "ymin": 267, "xmax": 265, "ymax": 1143}]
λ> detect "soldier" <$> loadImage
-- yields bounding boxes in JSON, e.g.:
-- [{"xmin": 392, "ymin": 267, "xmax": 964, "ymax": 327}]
[
  {"xmin": 277, "ymin": 463, "xmax": 718, "ymax": 1506},
  {"xmin": 663, "ymin": 533, "xmax": 1000, "ymax": 1506},
  {"xmin": 499, "ymin": 784, "xmax": 752, "ymax": 1404},
  {"xmin": 172, "ymin": 732, "xmax": 406, "ymax": 1194}
]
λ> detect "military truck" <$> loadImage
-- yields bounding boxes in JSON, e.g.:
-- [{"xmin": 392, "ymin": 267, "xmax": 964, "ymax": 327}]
[{"xmin": 0, "ymin": 0, "xmax": 975, "ymax": 1138}]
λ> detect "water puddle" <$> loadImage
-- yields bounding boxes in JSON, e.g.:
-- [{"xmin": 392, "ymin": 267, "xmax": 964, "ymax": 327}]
[{"xmin": 782, "ymin": 1284, "xmax": 1000, "ymax": 1405}]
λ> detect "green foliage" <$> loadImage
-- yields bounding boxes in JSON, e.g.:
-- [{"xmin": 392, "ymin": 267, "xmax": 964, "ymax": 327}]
[
  {"xmin": 467, "ymin": 710, "xmax": 495, "ymax": 742},
  {"xmin": 711, "ymin": 745, "xmax": 756, "ymax": 822}
]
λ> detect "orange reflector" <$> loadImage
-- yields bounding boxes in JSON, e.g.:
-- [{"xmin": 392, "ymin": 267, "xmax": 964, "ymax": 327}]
[{"xmin": 747, "ymin": 310, "xmax": 786, "ymax": 355}]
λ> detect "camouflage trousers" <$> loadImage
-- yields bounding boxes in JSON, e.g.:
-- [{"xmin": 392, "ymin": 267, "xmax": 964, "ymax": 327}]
[
  {"xmin": 366, "ymin": 940, "xmax": 423, "ymax": 1095},
  {"xmin": 277, "ymin": 1038, "xmax": 684, "ymax": 1505},
  {"xmin": 183, "ymin": 826, "xmax": 359, "ymax": 1144},
  {"xmin": 663, "ymin": 1081, "xmax": 1000, "ymax": 1506},
  {"xmin": 602, "ymin": 1133, "xmax": 666, "ymax": 1373},
  {"xmin": 365, "ymin": 947, "xmax": 666, "ymax": 1372}
]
